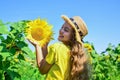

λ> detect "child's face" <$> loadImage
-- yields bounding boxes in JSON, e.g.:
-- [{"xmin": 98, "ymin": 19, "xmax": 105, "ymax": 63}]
[{"xmin": 58, "ymin": 22, "xmax": 73, "ymax": 43}]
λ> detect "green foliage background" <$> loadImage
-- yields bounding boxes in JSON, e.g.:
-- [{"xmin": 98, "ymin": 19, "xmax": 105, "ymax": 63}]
[{"xmin": 0, "ymin": 20, "xmax": 120, "ymax": 80}]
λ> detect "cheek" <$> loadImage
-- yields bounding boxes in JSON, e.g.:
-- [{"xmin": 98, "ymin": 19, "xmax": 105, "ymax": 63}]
[
  {"xmin": 66, "ymin": 33, "xmax": 72, "ymax": 40},
  {"xmin": 69, "ymin": 35, "xmax": 72, "ymax": 40}
]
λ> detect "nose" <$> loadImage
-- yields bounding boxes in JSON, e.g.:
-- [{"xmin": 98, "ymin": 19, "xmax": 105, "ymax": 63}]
[{"xmin": 59, "ymin": 28, "xmax": 64, "ymax": 34}]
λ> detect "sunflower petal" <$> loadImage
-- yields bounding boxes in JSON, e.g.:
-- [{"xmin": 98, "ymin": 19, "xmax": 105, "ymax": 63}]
[{"xmin": 25, "ymin": 18, "xmax": 54, "ymax": 46}]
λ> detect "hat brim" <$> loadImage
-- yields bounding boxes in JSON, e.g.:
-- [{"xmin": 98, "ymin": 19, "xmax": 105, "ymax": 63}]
[
  {"xmin": 61, "ymin": 15, "xmax": 77, "ymax": 32},
  {"xmin": 61, "ymin": 15, "xmax": 82, "ymax": 44}
]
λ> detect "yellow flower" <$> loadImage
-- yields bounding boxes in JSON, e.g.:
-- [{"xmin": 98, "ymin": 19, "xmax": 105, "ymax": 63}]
[
  {"xmin": 84, "ymin": 43, "xmax": 93, "ymax": 53},
  {"xmin": 25, "ymin": 18, "xmax": 54, "ymax": 46},
  {"xmin": 14, "ymin": 58, "xmax": 19, "ymax": 62}
]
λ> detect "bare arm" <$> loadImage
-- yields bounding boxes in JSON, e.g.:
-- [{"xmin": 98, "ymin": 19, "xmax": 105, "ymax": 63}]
[{"xmin": 28, "ymin": 39, "xmax": 52, "ymax": 74}]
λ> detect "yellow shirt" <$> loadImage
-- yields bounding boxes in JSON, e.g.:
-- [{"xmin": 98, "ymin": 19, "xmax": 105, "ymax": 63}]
[{"xmin": 45, "ymin": 42, "xmax": 71, "ymax": 80}]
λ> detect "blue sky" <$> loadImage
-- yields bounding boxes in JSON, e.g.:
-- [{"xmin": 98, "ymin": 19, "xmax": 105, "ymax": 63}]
[{"xmin": 0, "ymin": 0, "xmax": 120, "ymax": 53}]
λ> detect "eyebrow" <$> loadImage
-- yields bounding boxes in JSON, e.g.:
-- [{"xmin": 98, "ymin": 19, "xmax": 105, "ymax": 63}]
[
  {"xmin": 62, "ymin": 22, "xmax": 72, "ymax": 31},
  {"xmin": 64, "ymin": 26, "xmax": 71, "ymax": 31}
]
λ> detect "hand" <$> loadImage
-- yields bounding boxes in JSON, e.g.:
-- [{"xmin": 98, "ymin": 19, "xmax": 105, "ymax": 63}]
[{"xmin": 27, "ymin": 39, "xmax": 39, "ymax": 47}]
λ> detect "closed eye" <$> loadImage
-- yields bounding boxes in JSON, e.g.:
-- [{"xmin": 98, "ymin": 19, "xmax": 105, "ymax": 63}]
[{"xmin": 64, "ymin": 27, "xmax": 70, "ymax": 32}]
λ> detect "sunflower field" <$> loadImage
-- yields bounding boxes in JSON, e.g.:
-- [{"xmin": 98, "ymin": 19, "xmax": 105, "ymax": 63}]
[{"xmin": 0, "ymin": 19, "xmax": 120, "ymax": 80}]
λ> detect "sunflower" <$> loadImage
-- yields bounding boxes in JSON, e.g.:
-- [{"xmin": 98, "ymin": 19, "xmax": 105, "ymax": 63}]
[
  {"xmin": 25, "ymin": 18, "xmax": 54, "ymax": 46},
  {"xmin": 84, "ymin": 43, "xmax": 93, "ymax": 53}
]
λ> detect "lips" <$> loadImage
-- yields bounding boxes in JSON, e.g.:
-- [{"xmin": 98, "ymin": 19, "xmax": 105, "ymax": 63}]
[{"xmin": 59, "ymin": 35, "xmax": 64, "ymax": 38}]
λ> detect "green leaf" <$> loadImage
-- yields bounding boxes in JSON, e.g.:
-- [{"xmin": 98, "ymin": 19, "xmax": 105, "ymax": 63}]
[
  {"xmin": 0, "ymin": 46, "xmax": 4, "ymax": 51},
  {"xmin": 18, "ymin": 54, "xmax": 25, "ymax": 60},
  {"xmin": 2, "ymin": 61, "xmax": 10, "ymax": 70},
  {"xmin": 21, "ymin": 46, "xmax": 33, "ymax": 54},
  {"xmin": 5, "ymin": 70, "xmax": 21, "ymax": 79},
  {"xmin": 16, "ymin": 41, "xmax": 27, "ymax": 48},
  {"xmin": 0, "ymin": 55, "xmax": 3, "ymax": 61},
  {"xmin": 0, "ymin": 35, "xmax": 4, "ymax": 41},
  {"xmin": 9, "ymin": 47, "xmax": 16, "ymax": 55},
  {"xmin": 0, "ymin": 20, "xmax": 9, "ymax": 34},
  {"xmin": 0, "ymin": 70, "xmax": 5, "ymax": 80},
  {"xmin": 0, "ymin": 56, "xmax": 3, "ymax": 71},
  {"xmin": 0, "ymin": 52, "xmax": 11, "ymax": 61}
]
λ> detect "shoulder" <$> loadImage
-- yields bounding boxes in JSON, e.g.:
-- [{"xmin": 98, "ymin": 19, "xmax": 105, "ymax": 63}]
[
  {"xmin": 48, "ymin": 42, "xmax": 70, "ymax": 52},
  {"xmin": 49, "ymin": 42, "xmax": 64, "ymax": 48}
]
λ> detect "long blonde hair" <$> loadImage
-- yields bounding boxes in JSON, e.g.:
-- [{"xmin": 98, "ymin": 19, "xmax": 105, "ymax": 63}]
[{"xmin": 69, "ymin": 29, "xmax": 90, "ymax": 80}]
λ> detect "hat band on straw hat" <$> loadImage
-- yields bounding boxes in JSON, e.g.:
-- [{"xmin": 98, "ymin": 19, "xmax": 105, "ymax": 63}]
[
  {"xmin": 70, "ymin": 18, "xmax": 79, "ymax": 30},
  {"xmin": 70, "ymin": 18, "xmax": 83, "ymax": 37}
]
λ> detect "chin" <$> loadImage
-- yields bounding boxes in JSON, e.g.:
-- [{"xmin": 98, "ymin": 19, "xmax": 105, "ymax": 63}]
[
  {"xmin": 58, "ymin": 37, "xmax": 64, "ymax": 42},
  {"xmin": 58, "ymin": 38, "xmax": 61, "ymax": 41}
]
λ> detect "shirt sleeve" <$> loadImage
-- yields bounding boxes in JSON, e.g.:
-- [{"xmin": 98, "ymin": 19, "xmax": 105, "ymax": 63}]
[{"xmin": 45, "ymin": 45, "xmax": 56, "ymax": 64}]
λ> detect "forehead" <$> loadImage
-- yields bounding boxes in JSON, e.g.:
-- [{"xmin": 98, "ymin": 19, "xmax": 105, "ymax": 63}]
[{"xmin": 63, "ymin": 22, "xmax": 73, "ymax": 29}]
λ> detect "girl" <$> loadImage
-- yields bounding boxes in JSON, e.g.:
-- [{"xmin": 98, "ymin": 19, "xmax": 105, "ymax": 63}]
[{"xmin": 28, "ymin": 15, "xmax": 90, "ymax": 80}]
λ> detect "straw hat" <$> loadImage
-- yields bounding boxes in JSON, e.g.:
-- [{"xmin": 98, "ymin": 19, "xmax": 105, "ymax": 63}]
[{"xmin": 61, "ymin": 15, "xmax": 88, "ymax": 43}]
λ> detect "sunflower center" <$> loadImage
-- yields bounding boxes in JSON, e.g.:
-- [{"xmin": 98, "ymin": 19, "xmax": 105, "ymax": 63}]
[{"xmin": 31, "ymin": 27, "xmax": 45, "ymax": 41}]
